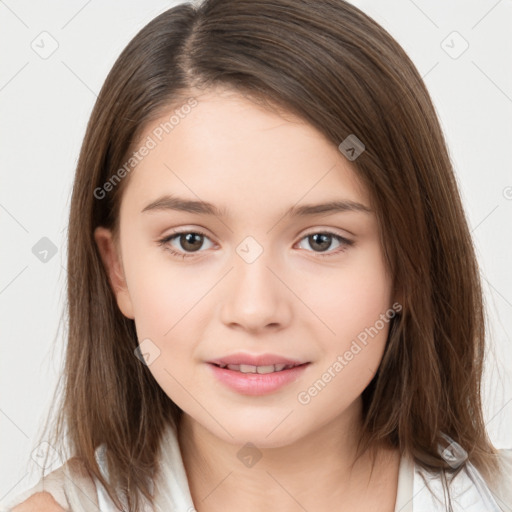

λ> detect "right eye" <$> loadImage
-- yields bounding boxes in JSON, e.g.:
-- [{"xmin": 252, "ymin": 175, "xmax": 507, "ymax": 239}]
[{"xmin": 157, "ymin": 230, "xmax": 215, "ymax": 259}]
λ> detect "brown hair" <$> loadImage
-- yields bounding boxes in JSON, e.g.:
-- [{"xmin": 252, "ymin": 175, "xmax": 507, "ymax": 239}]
[{"xmin": 38, "ymin": 0, "xmax": 499, "ymax": 509}]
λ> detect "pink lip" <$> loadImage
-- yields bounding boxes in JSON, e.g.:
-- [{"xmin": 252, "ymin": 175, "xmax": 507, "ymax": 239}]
[
  {"xmin": 207, "ymin": 362, "xmax": 310, "ymax": 396},
  {"xmin": 208, "ymin": 352, "xmax": 306, "ymax": 367}
]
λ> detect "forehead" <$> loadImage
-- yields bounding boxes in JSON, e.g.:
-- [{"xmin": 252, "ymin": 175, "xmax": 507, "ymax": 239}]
[{"xmin": 119, "ymin": 89, "xmax": 370, "ymax": 221}]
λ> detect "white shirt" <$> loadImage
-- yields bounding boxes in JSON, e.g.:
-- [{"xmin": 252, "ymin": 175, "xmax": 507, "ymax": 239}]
[
  {"xmin": 2, "ymin": 422, "xmax": 511, "ymax": 511},
  {"xmin": 95, "ymin": 423, "xmax": 512, "ymax": 512}
]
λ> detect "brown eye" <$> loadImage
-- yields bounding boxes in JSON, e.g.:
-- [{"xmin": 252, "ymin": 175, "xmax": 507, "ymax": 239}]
[
  {"xmin": 308, "ymin": 233, "xmax": 332, "ymax": 252},
  {"xmin": 158, "ymin": 230, "xmax": 214, "ymax": 258},
  {"xmin": 297, "ymin": 231, "xmax": 354, "ymax": 257},
  {"xmin": 178, "ymin": 233, "xmax": 204, "ymax": 252}
]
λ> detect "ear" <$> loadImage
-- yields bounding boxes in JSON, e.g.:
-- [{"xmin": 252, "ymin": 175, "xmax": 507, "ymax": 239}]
[{"xmin": 94, "ymin": 226, "xmax": 135, "ymax": 319}]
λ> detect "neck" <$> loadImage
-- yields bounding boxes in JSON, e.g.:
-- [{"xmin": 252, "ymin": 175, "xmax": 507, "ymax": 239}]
[{"xmin": 177, "ymin": 399, "xmax": 400, "ymax": 512}]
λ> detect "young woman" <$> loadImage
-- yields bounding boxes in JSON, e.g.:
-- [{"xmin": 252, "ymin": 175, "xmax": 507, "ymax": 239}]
[{"xmin": 3, "ymin": 0, "xmax": 511, "ymax": 510}]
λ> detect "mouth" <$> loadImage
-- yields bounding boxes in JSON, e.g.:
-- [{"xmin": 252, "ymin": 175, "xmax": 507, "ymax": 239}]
[
  {"xmin": 207, "ymin": 361, "xmax": 311, "ymax": 395},
  {"xmin": 210, "ymin": 362, "xmax": 308, "ymax": 374}
]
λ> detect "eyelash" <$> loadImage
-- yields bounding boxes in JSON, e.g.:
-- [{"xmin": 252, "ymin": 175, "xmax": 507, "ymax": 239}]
[{"xmin": 157, "ymin": 229, "xmax": 354, "ymax": 260}]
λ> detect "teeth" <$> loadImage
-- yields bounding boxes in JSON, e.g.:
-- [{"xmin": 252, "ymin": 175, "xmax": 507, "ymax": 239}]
[
  {"xmin": 222, "ymin": 363, "xmax": 296, "ymax": 373},
  {"xmin": 257, "ymin": 365, "xmax": 277, "ymax": 374},
  {"xmin": 239, "ymin": 364, "xmax": 257, "ymax": 373}
]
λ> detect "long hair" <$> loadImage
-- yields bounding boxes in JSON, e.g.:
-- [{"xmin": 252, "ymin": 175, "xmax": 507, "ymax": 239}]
[{"xmin": 38, "ymin": 0, "xmax": 499, "ymax": 509}]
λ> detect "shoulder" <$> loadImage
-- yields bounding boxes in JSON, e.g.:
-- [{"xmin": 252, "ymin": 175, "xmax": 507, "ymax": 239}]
[
  {"xmin": 487, "ymin": 448, "xmax": 512, "ymax": 509},
  {"xmin": 413, "ymin": 447, "xmax": 512, "ymax": 511},
  {"xmin": 0, "ymin": 456, "xmax": 98, "ymax": 512},
  {"xmin": 11, "ymin": 492, "xmax": 65, "ymax": 512}
]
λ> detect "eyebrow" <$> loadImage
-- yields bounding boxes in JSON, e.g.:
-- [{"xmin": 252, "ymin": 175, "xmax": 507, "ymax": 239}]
[{"xmin": 141, "ymin": 194, "xmax": 372, "ymax": 218}]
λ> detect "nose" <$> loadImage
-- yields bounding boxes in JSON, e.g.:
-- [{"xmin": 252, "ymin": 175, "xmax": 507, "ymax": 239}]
[{"xmin": 219, "ymin": 248, "xmax": 292, "ymax": 333}]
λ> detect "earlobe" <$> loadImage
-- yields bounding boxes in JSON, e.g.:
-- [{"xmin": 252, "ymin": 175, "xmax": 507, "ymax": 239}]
[{"xmin": 93, "ymin": 226, "xmax": 135, "ymax": 319}]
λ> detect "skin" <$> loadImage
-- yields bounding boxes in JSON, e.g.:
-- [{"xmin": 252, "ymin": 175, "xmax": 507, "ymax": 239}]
[
  {"xmin": 94, "ymin": 86, "xmax": 401, "ymax": 512},
  {"xmin": 12, "ymin": 492, "xmax": 65, "ymax": 512}
]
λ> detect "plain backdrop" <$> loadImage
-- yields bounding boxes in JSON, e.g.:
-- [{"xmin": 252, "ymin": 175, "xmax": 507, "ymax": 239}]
[{"xmin": 1, "ymin": 0, "xmax": 511, "ymax": 500}]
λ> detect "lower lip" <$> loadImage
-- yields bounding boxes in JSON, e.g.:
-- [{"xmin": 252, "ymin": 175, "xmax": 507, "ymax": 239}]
[{"xmin": 207, "ymin": 363, "xmax": 310, "ymax": 396}]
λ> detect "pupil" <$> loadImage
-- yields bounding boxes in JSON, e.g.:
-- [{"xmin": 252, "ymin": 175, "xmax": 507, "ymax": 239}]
[{"xmin": 310, "ymin": 233, "xmax": 331, "ymax": 252}]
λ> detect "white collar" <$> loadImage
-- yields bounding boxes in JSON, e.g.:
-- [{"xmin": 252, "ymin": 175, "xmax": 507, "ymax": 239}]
[
  {"xmin": 395, "ymin": 447, "xmax": 504, "ymax": 511},
  {"xmin": 95, "ymin": 422, "xmax": 504, "ymax": 511}
]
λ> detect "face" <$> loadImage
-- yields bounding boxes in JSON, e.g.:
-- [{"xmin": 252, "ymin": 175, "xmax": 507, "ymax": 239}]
[{"xmin": 95, "ymin": 87, "xmax": 396, "ymax": 448}]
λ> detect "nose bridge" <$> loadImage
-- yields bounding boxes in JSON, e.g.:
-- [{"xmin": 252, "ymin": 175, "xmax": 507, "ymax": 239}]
[{"xmin": 219, "ymin": 235, "xmax": 291, "ymax": 331}]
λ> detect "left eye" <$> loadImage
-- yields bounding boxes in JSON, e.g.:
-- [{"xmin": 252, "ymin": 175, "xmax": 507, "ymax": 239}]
[
  {"xmin": 157, "ymin": 230, "xmax": 353, "ymax": 259},
  {"xmin": 296, "ymin": 232, "xmax": 353, "ymax": 257}
]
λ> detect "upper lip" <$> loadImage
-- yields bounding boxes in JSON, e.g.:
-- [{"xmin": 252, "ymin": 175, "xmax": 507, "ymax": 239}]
[{"xmin": 208, "ymin": 353, "xmax": 307, "ymax": 367}]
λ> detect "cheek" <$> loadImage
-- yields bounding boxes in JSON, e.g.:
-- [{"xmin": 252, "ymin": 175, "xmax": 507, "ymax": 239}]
[
  {"xmin": 295, "ymin": 245, "xmax": 393, "ymax": 394},
  {"xmin": 125, "ymin": 259, "xmax": 204, "ymax": 406},
  {"xmin": 296, "ymin": 269, "xmax": 393, "ymax": 412},
  {"xmin": 123, "ymin": 249, "xmax": 211, "ymax": 400},
  {"xmin": 300, "ymin": 245, "xmax": 392, "ymax": 342},
  {"xmin": 123, "ymin": 245, "xmax": 207, "ymax": 337}
]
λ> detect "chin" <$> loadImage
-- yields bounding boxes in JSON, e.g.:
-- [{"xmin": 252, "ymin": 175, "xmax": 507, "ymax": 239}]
[{"xmin": 205, "ymin": 415, "xmax": 305, "ymax": 448}]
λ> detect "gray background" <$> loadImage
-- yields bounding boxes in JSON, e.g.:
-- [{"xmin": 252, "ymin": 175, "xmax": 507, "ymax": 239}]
[{"xmin": 1, "ymin": 0, "xmax": 511, "ymax": 499}]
